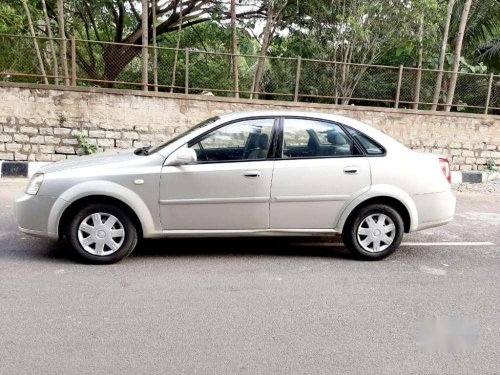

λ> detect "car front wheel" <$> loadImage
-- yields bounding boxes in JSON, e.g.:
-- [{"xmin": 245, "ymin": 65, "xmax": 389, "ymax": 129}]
[
  {"xmin": 66, "ymin": 203, "xmax": 138, "ymax": 264},
  {"xmin": 342, "ymin": 204, "xmax": 404, "ymax": 260}
]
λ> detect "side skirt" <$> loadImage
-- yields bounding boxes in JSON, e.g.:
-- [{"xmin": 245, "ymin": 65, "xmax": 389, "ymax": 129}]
[{"xmin": 152, "ymin": 228, "xmax": 340, "ymax": 238}]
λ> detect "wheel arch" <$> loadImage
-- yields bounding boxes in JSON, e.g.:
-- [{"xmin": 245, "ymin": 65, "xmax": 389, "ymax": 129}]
[
  {"xmin": 57, "ymin": 195, "xmax": 144, "ymax": 240},
  {"xmin": 336, "ymin": 186, "xmax": 418, "ymax": 233},
  {"xmin": 48, "ymin": 180, "xmax": 157, "ymax": 238}
]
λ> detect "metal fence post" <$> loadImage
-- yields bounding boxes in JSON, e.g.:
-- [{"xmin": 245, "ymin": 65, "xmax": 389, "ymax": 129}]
[
  {"xmin": 141, "ymin": 0, "xmax": 148, "ymax": 92},
  {"xmin": 485, "ymin": 73, "xmax": 494, "ymax": 115},
  {"xmin": 152, "ymin": 0, "xmax": 158, "ymax": 92},
  {"xmin": 70, "ymin": 36, "xmax": 76, "ymax": 86},
  {"xmin": 294, "ymin": 56, "xmax": 302, "ymax": 102},
  {"xmin": 184, "ymin": 48, "xmax": 189, "ymax": 94},
  {"xmin": 413, "ymin": 67, "xmax": 422, "ymax": 110},
  {"xmin": 232, "ymin": 52, "xmax": 239, "ymax": 99},
  {"xmin": 395, "ymin": 65, "xmax": 404, "ymax": 109}
]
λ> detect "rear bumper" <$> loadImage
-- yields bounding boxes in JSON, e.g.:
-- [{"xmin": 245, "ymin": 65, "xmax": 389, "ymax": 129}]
[
  {"xmin": 15, "ymin": 193, "xmax": 59, "ymax": 239},
  {"xmin": 412, "ymin": 190, "xmax": 456, "ymax": 231}
]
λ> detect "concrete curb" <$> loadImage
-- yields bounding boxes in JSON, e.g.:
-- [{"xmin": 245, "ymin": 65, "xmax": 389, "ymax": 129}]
[
  {"xmin": 1, "ymin": 161, "xmax": 498, "ymax": 183},
  {"xmin": 451, "ymin": 170, "xmax": 499, "ymax": 183}
]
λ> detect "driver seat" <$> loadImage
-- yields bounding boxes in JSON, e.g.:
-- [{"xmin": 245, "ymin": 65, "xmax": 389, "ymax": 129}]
[{"xmin": 247, "ymin": 133, "xmax": 269, "ymax": 160}]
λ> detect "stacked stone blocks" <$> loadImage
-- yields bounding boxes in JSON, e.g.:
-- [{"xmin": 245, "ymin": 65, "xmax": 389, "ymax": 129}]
[{"xmin": 0, "ymin": 84, "xmax": 498, "ymax": 171}]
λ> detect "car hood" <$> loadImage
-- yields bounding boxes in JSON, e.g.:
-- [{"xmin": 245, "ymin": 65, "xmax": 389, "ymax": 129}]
[{"xmin": 38, "ymin": 149, "xmax": 138, "ymax": 174}]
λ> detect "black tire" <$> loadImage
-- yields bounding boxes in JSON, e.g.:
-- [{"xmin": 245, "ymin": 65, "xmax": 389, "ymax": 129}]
[
  {"xmin": 65, "ymin": 203, "xmax": 138, "ymax": 264},
  {"xmin": 342, "ymin": 204, "xmax": 404, "ymax": 260}
]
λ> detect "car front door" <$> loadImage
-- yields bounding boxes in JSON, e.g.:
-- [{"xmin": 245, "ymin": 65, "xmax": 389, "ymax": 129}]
[
  {"xmin": 159, "ymin": 117, "xmax": 277, "ymax": 231},
  {"xmin": 270, "ymin": 117, "xmax": 371, "ymax": 229}
]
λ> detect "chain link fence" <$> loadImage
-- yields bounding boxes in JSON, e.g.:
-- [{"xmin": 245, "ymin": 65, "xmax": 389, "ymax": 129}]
[
  {"xmin": 75, "ymin": 40, "xmax": 144, "ymax": 89},
  {"xmin": 491, "ymin": 76, "xmax": 500, "ymax": 110},
  {"xmin": 454, "ymin": 72, "xmax": 490, "ymax": 110},
  {"xmin": 0, "ymin": 33, "xmax": 68, "ymax": 83},
  {"xmin": 1, "ymin": 33, "xmax": 499, "ymax": 115}
]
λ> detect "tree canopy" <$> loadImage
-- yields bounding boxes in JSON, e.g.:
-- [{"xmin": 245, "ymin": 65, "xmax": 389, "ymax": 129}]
[{"xmin": 1, "ymin": 0, "xmax": 498, "ymax": 111}]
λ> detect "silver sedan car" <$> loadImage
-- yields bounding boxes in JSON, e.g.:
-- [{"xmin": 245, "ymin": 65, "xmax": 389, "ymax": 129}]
[{"xmin": 15, "ymin": 111, "xmax": 456, "ymax": 263}]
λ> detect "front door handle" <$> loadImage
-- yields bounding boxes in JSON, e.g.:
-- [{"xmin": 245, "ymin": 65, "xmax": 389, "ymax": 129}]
[
  {"xmin": 343, "ymin": 166, "xmax": 360, "ymax": 175},
  {"xmin": 244, "ymin": 170, "xmax": 262, "ymax": 178}
]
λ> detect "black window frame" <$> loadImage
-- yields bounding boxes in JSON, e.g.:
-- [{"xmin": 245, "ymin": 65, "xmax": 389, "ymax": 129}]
[{"xmin": 186, "ymin": 116, "xmax": 281, "ymax": 164}]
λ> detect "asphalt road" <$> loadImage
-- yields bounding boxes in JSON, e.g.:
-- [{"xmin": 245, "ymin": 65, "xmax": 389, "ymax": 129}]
[{"xmin": 1, "ymin": 178, "xmax": 500, "ymax": 374}]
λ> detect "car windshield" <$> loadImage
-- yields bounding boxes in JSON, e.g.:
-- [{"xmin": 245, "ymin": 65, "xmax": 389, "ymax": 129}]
[{"xmin": 147, "ymin": 116, "xmax": 219, "ymax": 154}]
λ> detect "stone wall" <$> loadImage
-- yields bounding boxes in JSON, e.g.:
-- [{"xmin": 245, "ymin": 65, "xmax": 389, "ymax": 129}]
[{"xmin": 0, "ymin": 83, "xmax": 499, "ymax": 171}]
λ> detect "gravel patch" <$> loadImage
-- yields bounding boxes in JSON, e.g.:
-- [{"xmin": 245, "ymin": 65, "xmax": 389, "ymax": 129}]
[{"xmin": 453, "ymin": 180, "xmax": 500, "ymax": 193}]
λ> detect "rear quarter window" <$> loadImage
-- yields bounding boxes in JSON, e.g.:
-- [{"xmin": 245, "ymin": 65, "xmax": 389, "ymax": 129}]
[{"xmin": 346, "ymin": 127, "xmax": 385, "ymax": 155}]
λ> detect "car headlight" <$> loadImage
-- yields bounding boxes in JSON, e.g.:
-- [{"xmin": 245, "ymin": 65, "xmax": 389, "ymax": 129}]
[{"xmin": 26, "ymin": 173, "xmax": 44, "ymax": 195}]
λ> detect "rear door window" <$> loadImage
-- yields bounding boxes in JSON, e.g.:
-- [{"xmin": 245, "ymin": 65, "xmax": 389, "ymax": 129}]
[{"xmin": 282, "ymin": 118, "xmax": 361, "ymax": 158}]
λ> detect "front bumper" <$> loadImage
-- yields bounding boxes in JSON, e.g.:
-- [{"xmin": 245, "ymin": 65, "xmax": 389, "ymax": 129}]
[{"xmin": 15, "ymin": 193, "xmax": 60, "ymax": 239}]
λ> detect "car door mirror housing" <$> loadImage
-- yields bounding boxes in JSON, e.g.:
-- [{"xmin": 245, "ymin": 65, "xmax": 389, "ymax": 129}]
[{"xmin": 166, "ymin": 148, "xmax": 197, "ymax": 166}]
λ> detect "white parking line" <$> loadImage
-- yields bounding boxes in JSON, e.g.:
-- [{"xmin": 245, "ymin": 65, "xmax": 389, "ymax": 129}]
[
  {"xmin": 401, "ymin": 242, "xmax": 495, "ymax": 246},
  {"xmin": 292, "ymin": 242, "xmax": 495, "ymax": 247}
]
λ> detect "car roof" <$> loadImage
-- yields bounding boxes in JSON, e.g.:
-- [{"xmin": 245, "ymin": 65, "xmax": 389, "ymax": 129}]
[
  {"xmin": 219, "ymin": 110, "xmax": 369, "ymax": 129},
  {"xmin": 218, "ymin": 110, "xmax": 369, "ymax": 134},
  {"xmin": 220, "ymin": 110, "xmax": 351, "ymax": 122}
]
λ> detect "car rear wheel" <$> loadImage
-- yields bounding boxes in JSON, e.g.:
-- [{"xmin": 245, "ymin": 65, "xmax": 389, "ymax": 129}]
[
  {"xmin": 65, "ymin": 203, "xmax": 138, "ymax": 264},
  {"xmin": 342, "ymin": 204, "xmax": 404, "ymax": 260}
]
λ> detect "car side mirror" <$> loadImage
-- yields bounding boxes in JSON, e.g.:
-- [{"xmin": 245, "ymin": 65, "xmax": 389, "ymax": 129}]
[{"xmin": 165, "ymin": 147, "xmax": 197, "ymax": 166}]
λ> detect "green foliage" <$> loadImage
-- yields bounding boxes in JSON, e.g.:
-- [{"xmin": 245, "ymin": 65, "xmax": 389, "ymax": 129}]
[
  {"xmin": 1, "ymin": 0, "xmax": 497, "ymax": 112},
  {"xmin": 486, "ymin": 158, "xmax": 497, "ymax": 172},
  {"xmin": 58, "ymin": 113, "xmax": 67, "ymax": 126},
  {"xmin": 475, "ymin": 37, "xmax": 500, "ymax": 73},
  {"xmin": 449, "ymin": 0, "xmax": 500, "ymax": 71},
  {"xmin": 0, "ymin": 1, "xmax": 29, "ymax": 34},
  {"xmin": 77, "ymin": 133, "xmax": 98, "ymax": 155},
  {"xmin": 0, "ymin": 1, "xmax": 42, "ymax": 83},
  {"xmin": 459, "ymin": 57, "xmax": 487, "ymax": 74}
]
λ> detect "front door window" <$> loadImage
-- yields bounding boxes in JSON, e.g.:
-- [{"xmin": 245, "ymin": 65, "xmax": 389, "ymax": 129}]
[{"xmin": 189, "ymin": 118, "xmax": 274, "ymax": 162}]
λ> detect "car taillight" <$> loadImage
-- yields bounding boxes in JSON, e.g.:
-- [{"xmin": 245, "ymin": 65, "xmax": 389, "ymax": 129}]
[{"xmin": 439, "ymin": 158, "xmax": 451, "ymax": 183}]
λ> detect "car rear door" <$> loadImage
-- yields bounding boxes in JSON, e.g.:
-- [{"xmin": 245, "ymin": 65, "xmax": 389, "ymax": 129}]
[
  {"xmin": 159, "ymin": 117, "xmax": 277, "ymax": 231},
  {"xmin": 270, "ymin": 117, "xmax": 371, "ymax": 229}
]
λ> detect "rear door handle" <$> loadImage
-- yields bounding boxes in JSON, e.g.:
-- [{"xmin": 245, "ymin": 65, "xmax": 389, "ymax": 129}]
[
  {"xmin": 244, "ymin": 170, "xmax": 262, "ymax": 178},
  {"xmin": 343, "ymin": 166, "xmax": 360, "ymax": 175}
]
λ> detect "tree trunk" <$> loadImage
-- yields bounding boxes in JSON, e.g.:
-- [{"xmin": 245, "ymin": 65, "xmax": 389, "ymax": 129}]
[
  {"xmin": 152, "ymin": 0, "xmax": 158, "ymax": 91},
  {"xmin": 141, "ymin": 0, "xmax": 149, "ymax": 91},
  {"xmin": 231, "ymin": 0, "xmax": 239, "ymax": 98},
  {"xmin": 252, "ymin": 7, "xmax": 274, "ymax": 99},
  {"xmin": 413, "ymin": 16, "xmax": 424, "ymax": 110},
  {"xmin": 340, "ymin": 42, "xmax": 351, "ymax": 104},
  {"xmin": 21, "ymin": 0, "xmax": 49, "ymax": 84},
  {"xmin": 445, "ymin": 0, "xmax": 472, "ymax": 112},
  {"xmin": 431, "ymin": 0, "xmax": 455, "ymax": 111},
  {"xmin": 56, "ymin": 0, "xmax": 70, "ymax": 85},
  {"xmin": 102, "ymin": 44, "xmax": 142, "ymax": 84},
  {"xmin": 333, "ymin": 48, "xmax": 338, "ymax": 105},
  {"xmin": 41, "ymin": 0, "xmax": 59, "ymax": 85},
  {"xmin": 170, "ymin": 0, "xmax": 183, "ymax": 93},
  {"xmin": 69, "ymin": 0, "xmax": 264, "ymax": 88}
]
